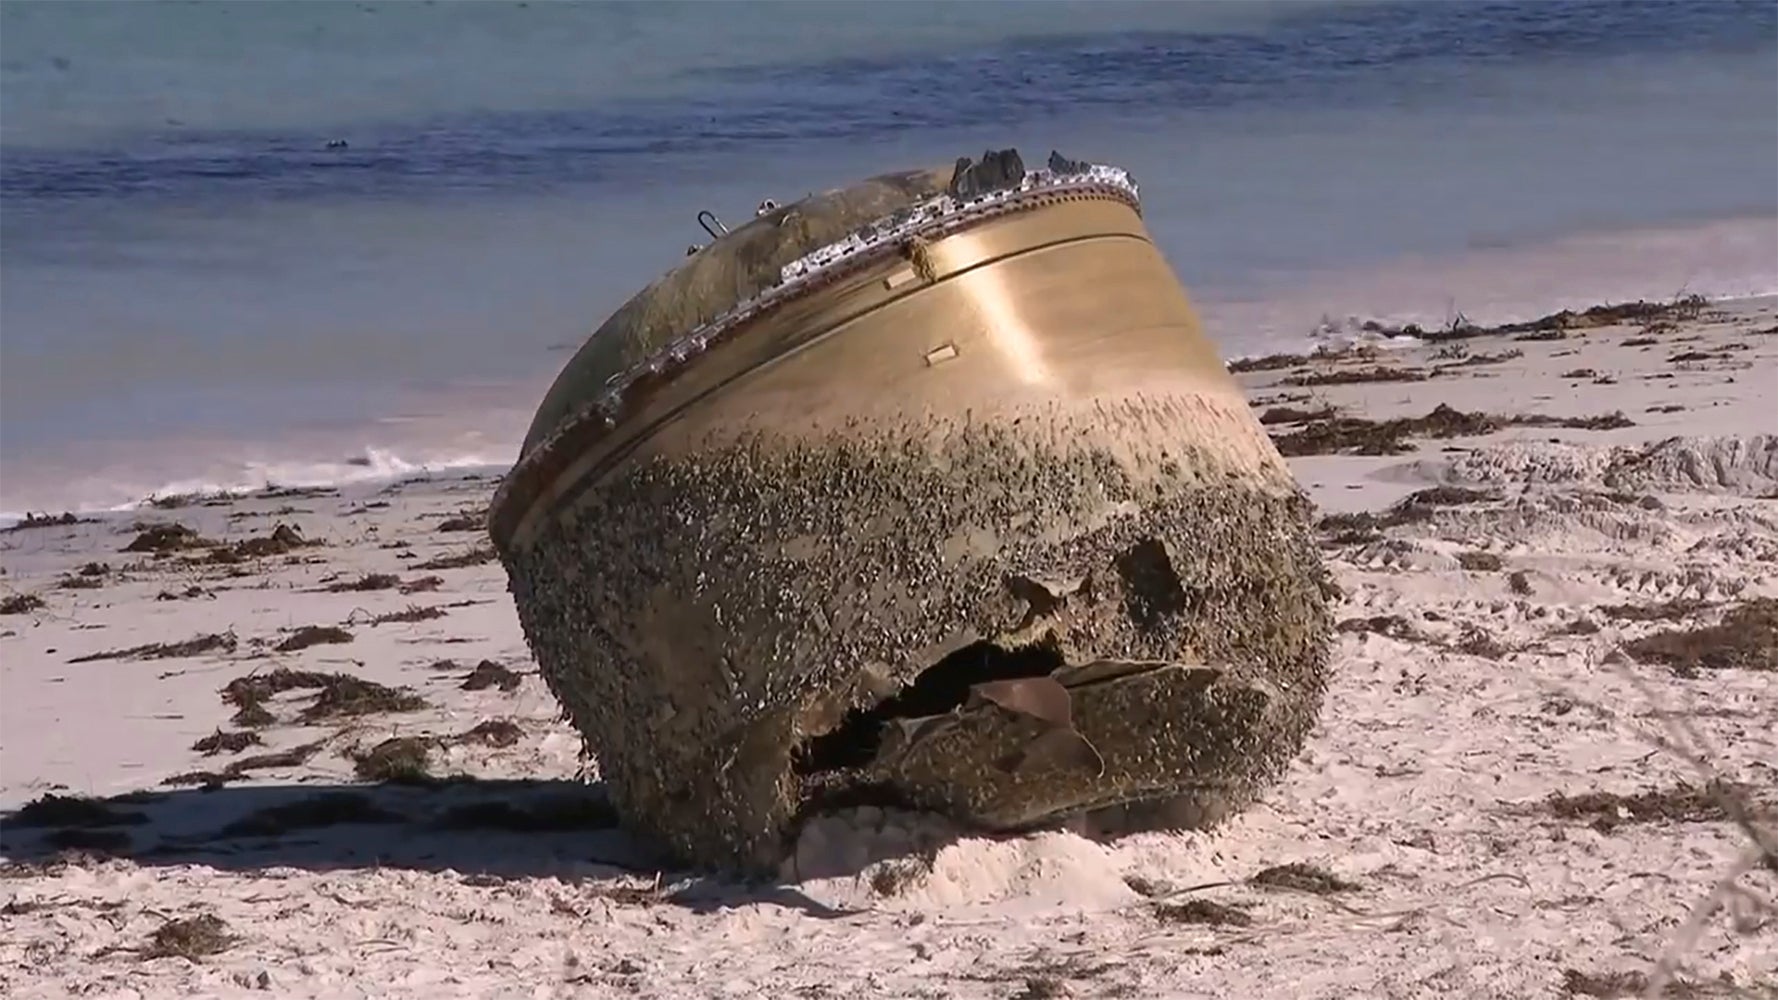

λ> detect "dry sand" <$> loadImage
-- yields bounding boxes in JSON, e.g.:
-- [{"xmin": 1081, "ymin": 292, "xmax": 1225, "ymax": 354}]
[{"xmin": 2, "ymin": 297, "xmax": 1775, "ymax": 999}]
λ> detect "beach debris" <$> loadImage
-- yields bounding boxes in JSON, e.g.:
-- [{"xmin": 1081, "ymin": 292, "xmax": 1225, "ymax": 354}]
[
  {"xmin": 1269, "ymin": 403, "xmax": 1634, "ymax": 457},
  {"xmin": 456, "ymin": 718, "xmax": 525, "ymax": 748},
  {"xmin": 1249, "ymin": 862, "xmax": 1359, "ymax": 895},
  {"xmin": 352, "ymin": 737, "xmax": 437, "ymax": 783},
  {"xmin": 459, "ymin": 659, "xmax": 523, "ymax": 692},
  {"xmin": 1257, "ymin": 404, "xmax": 1337, "ymax": 425},
  {"xmin": 1621, "ymin": 597, "xmax": 1777, "ymax": 674},
  {"xmin": 435, "ymin": 513, "xmax": 481, "ymax": 532},
  {"xmin": 320, "ymin": 572, "xmax": 400, "ymax": 593},
  {"xmin": 143, "ymin": 914, "xmax": 236, "ymax": 961},
  {"xmin": 414, "ymin": 547, "xmax": 496, "ymax": 571},
  {"xmin": 1543, "ymin": 780, "xmax": 1748, "ymax": 833},
  {"xmin": 122, "ymin": 522, "xmax": 212, "ymax": 553},
  {"xmin": 191, "ymin": 729, "xmax": 263, "ymax": 756},
  {"xmin": 12, "ymin": 793, "xmax": 147, "ymax": 828},
  {"xmin": 2, "ymin": 511, "xmax": 92, "ymax": 533},
  {"xmin": 489, "ymin": 150, "xmax": 1333, "ymax": 871},
  {"xmin": 203, "ymin": 523, "xmax": 315, "ymax": 563},
  {"xmin": 163, "ymin": 740, "xmax": 327, "ymax": 786},
  {"xmin": 1281, "ymin": 365, "xmax": 1429, "ymax": 387},
  {"xmin": 1457, "ymin": 551, "xmax": 1504, "ymax": 572},
  {"xmin": 221, "ymin": 667, "xmax": 426, "ymax": 728},
  {"xmin": 1154, "ymin": 899, "xmax": 1254, "ymax": 927},
  {"xmin": 358, "ymin": 604, "xmax": 447, "ymax": 626},
  {"xmin": 69, "ymin": 631, "xmax": 237, "ymax": 663},
  {"xmin": 399, "ymin": 574, "xmax": 444, "ymax": 593},
  {"xmin": 274, "ymin": 624, "xmax": 353, "ymax": 652},
  {"xmin": 0, "ymin": 593, "xmax": 45, "ymax": 615}
]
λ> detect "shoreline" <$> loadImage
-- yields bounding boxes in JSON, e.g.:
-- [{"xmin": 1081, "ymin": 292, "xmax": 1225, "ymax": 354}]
[
  {"xmin": 1, "ymin": 293, "xmax": 1774, "ymax": 998},
  {"xmin": 5, "ymin": 277, "xmax": 1777, "ymax": 520}
]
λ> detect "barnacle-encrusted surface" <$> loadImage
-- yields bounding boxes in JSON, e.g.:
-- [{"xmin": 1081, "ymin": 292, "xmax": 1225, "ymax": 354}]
[{"xmin": 501, "ymin": 400, "xmax": 1331, "ymax": 872}]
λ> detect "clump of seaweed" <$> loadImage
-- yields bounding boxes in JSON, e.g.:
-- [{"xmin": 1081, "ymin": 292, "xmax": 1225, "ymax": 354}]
[
  {"xmin": 13, "ymin": 793, "xmax": 148, "ymax": 828},
  {"xmin": 1154, "ymin": 899, "xmax": 1254, "ymax": 927},
  {"xmin": 460, "ymin": 659, "xmax": 523, "ymax": 692},
  {"xmin": 436, "ymin": 513, "xmax": 481, "ymax": 532},
  {"xmin": 219, "ymin": 791, "xmax": 402, "ymax": 838},
  {"xmin": 221, "ymin": 667, "xmax": 426, "ymax": 728},
  {"xmin": 1621, "ymin": 598, "xmax": 1777, "ymax": 674},
  {"xmin": 1271, "ymin": 403, "xmax": 1633, "ymax": 457},
  {"xmin": 1249, "ymin": 862, "xmax": 1359, "ymax": 895},
  {"xmin": 122, "ymin": 523, "xmax": 212, "ymax": 554},
  {"xmin": 414, "ymin": 547, "xmax": 497, "ymax": 571},
  {"xmin": 274, "ymin": 625, "xmax": 353, "ymax": 652},
  {"xmin": 69, "ymin": 632, "xmax": 237, "ymax": 663},
  {"xmin": 202, "ymin": 523, "xmax": 317, "ymax": 564},
  {"xmin": 352, "ymin": 737, "xmax": 437, "ymax": 784},
  {"xmin": 320, "ymin": 573, "xmax": 401, "ymax": 593},
  {"xmin": 0, "ymin": 593, "xmax": 45, "ymax": 615},
  {"xmin": 1227, "ymin": 352, "xmax": 1314, "ymax": 374},
  {"xmin": 1280, "ymin": 366, "xmax": 1428, "ymax": 387},
  {"xmin": 143, "ymin": 914, "xmax": 235, "ymax": 961},
  {"xmin": 1457, "ymin": 551, "xmax": 1504, "ymax": 572},
  {"xmin": 456, "ymin": 719, "xmax": 525, "ymax": 748},
  {"xmin": 162, "ymin": 740, "xmax": 326, "ymax": 787},
  {"xmin": 1257, "ymin": 404, "xmax": 1338, "ymax": 425},
  {"xmin": 300, "ymin": 676, "xmax": 427, "ymax": 721},
  {"xmin": 360, "ymin": 604, "xmax": 448, "ymax": 626},
  {"xmin": 400, "ymin": 575, "xmax": 444, "ymax": 594},
  {"xmin": 1433, "ymin": 348, "xmax": 1523, "ymax": 370},
  {"xmin": 1452, "ymin": 625, "xmax": 1512, "ymax": 658},
  {"xmin": 1336, "ymin": 615, "xmax": 1417, "ymax": 640},
  {"xmin": 3, "ymin": 511, "xmax": 92, "ymax": 533},
  {"xmin": 191, "ymin": 729, "xmax": 263, "ymax": 756},
  {"xmin": 1544, "ymin": 781, "xmax": 1745, "ymax": 833},
  {"xmin": 1598, "ymin": 598, "xmax": 1709, "ymax": 623},
  {"xmin": 1390, "ymin": 296, "xmax": 1708, "ymax": 345}
]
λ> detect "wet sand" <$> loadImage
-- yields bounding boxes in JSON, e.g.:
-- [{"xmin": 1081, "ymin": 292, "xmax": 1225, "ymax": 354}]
[{"xmin": 2, "ymin": 296, "xmax": 1774, "ymax": 999}]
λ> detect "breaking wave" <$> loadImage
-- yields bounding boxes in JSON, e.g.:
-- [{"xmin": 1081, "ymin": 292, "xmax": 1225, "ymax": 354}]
[{"xmin": 0, "ymin": 446, "xmax": 506, "ymax": 528}]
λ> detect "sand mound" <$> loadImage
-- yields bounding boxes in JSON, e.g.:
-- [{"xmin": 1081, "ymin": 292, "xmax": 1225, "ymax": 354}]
[
  {"xmin": 1446, "ymin": 434, "xmax": 1778, "ymax": 496},
  {"xmin": 787, "ymin": 806, "xmax": 1140, "ymax": 912}
]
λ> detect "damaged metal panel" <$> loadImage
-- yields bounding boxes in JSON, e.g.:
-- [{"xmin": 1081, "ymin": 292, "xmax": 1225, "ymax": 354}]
[{"xmin": 489, "ymin": 150, "xmax": 1334, "ymax": 873}]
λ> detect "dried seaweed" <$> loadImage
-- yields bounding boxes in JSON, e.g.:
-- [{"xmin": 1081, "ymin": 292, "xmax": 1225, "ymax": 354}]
[
  {"xmin": 0, "ymin": 593, "xmax": 45, "ymax": 615},
  {"xmin": 70, "ymin": 632, "xmax": 236, "ymax": 663},
  {"xmin": 1545, "ymin": 781, "xmax": 1745, "ymax": 833},
  {"xmin": 1621, "ymin": 598, "xmax": 1777, "ymax": 674},
  {"xmin": 413, "ymin": 547, "xmax": 497, "ymax": 571},
  {"xmin": 274, "ymin": 625, "xmax": 353, "ymax": 652},
  {"xmin": 1249, "ymin": 862, "xmax": 1358, "ymax": 894},
  {"xmin": 13, "ymin": 794, "xmax": 147, "ymax": 828},
  {"xmin": 460, "ymin": 659, "xmax": 523, "ymax": 692},
  {"xmin": 143, "ymin": 914, "xmax": 235, "ymax": 961}
]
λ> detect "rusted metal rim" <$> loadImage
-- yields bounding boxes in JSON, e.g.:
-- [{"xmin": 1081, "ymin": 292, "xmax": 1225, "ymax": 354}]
[{"xmin": 489, "ymin": 166, "xmax": 1142, "ymax": 553}]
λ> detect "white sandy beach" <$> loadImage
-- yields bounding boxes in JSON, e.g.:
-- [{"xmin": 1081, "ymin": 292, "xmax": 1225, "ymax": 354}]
[{"xmin": 2, "ymin": 297, "xmax": 1775, "ymax": 1000}]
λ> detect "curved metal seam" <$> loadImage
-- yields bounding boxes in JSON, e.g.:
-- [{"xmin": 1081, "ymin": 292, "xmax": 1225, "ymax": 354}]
[
  {"xmin": 501, "ymin": 230, "xmax": 1159, "ymax": 548},
  {"xmin": 490, "ymin": 176, "xmax": 1142, "ymax": 548}
]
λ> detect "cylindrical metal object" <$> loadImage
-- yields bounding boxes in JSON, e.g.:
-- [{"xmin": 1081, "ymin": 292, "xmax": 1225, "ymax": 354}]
[{"xmin": 489, "ymin": 152, "xmax": 1332, "ymax": 872}]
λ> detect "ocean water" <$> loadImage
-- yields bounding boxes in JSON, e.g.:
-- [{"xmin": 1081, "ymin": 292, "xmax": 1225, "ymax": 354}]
[{"xmin": 2, "ymin": 0, "xmax": 1775, "ymax": 516}]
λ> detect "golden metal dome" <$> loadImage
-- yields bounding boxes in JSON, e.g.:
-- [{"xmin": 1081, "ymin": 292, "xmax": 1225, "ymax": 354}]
[{"xmin": 490, "ymin": 149, "xmax": 1331, "ymax": 872}]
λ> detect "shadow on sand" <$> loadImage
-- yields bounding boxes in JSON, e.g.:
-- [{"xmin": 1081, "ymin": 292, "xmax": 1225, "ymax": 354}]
[{"xmin": 0, "ymin": 779, "xmax": 861, "ymax": 918}]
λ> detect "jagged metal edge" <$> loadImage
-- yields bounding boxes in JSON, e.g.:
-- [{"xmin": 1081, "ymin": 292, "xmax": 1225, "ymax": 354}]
[{"xmin": 492, "ymin": 163, "xmax": 1139, "ymax": 530}]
